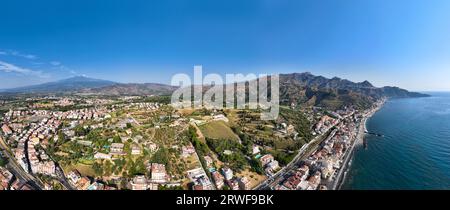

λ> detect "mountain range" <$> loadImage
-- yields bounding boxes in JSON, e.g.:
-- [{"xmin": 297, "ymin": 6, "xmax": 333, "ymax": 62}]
[
  {"xmin": 1, "ymin": 76, "xmax": 116, "ymax": 93},
  {"xmin": 0, "ymin": 73, "xmax": 428, "ymax": 109},
  {"xmin": 278, "ymin": 72, "xmax": 428, "ymax": 109}
]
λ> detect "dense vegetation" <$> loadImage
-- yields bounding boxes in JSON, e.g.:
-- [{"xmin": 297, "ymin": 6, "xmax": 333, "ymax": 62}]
[
  {"xmin": 187, "ymin": 126, "xmax": 212, "ymax": 178},
  {"xmin": 206, "ymin": 137, "xmax": 247, "ymax": 172},
  {"xmin": 0, "ymin": 155, "xmax": 8, "ymax": 167},
  {"xmin": 280, "ymin": 107, "xmax": 313, "ymax": 146}
]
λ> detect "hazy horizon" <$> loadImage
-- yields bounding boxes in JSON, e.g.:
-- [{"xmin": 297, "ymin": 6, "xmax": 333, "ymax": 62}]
[
  {"xmin": 1, "ymin": 0, "xmax": 450, "ymax": 91},
  {"xmin": 2, "ymin": 72, "xmax": 448, "ymax": 93}
]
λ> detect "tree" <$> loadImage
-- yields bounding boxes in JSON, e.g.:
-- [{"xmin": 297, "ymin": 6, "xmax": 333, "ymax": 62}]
[
  {"xmin": 57, "ymin": 131, "xmax": 66, "ymax": 144},
  {"xmin": 129, "ymin": 157, "xmax": 146, "ymax": 176},
  {"xmin": 92, "ymin": 162, "xmax": 103, "ymax": 176},
  {"xmin": 0, "ymin": 156, "xmax": 7, "ymax": 167},
  {"xmin": 86, "ymin": 129, "xmax": 101, "ymax": 141},
  {"xmin": 151, "ymin": 146, "xmax": 169, "ymax": 165},
  {"xmin": 271, "ymin": 151, "xmax": 295, "ymax": 166},
  {"xmin": 113, "ymin": 135, "xmax": 122, "ymax": 143},
  {"xmin": 74, "ymin": 125, "xmax": 88, "ymax": 136},
  {"xmin": 249, "ymin": 157, "xmax": 264, "ymax": 175}
]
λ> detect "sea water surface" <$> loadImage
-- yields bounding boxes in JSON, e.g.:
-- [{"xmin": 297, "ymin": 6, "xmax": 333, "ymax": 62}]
[{"xmin": 342, "ymin": 92, "xmax": 450, "ymax": 190}]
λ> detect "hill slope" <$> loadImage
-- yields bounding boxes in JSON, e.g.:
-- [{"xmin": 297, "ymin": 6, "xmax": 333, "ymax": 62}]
[
  {"xmin": 278, "ymin": 72, "xmax": 428, "ymax": 109},
  {"xmin": 79, "ymin": 83, "xmax": 177, "ymax": 96}
]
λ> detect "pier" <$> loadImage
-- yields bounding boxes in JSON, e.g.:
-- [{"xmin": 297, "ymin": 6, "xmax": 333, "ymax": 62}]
[{"xmin": 364, "ymin": 131, "xmax": 384, "ymax": 137}]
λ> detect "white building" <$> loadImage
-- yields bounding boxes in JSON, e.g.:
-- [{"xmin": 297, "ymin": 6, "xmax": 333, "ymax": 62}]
[
  {"xmin": 221, "ymin": 167, "xmax": 233, "ymax": 180},
  {"xmin": 129, "ymin": 175, "xmax": 148, "ymax": 190},
  {"xmin": 94, "ymin": 152, "xmax": 111, "ymax": 160},
  {"xmin": 252, "ymin": 145, "xmax": 260, "ymax": 155},
  {"xmin": 131, "ymin": 145, "xmax": 142, "ymax": 155},
  {"xmin": 150, "ymin": 163, "xmax": 167, "ymax": 183},
  {"xmin": 110, "ymin": 143, "xmax": 124, "ymax": 155}
]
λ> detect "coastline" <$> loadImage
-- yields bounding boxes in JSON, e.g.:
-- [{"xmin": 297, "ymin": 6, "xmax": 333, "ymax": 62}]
[{"xmin": 332, "ymin": 99, "xmax": 386, "ymax": 190}]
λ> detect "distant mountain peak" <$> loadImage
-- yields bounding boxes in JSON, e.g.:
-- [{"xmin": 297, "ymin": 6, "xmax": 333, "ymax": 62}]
[
  {"xmin": 278, "ymin": 72, "xmax": 428, "ymax": 109},
  {"xmin": 331, "ymin": 76, "xmax": 342, "ymax": 81},
  {"xmin": 359, "ymin": 80, "xmax": 374, "ymax": 88},
  {"xmin": 3, "ymin": 76, "xmax": 117, "ymax": 93},
  {"xmin": 59, "ymin": 76, "xmax": 111, "ymax": 82}
]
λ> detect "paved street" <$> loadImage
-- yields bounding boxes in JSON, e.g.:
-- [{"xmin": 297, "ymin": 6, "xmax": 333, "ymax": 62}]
[
  {"xmin": 254, "ymin": 123, "xmax": 339, "ymax": 190},
  {"xmin": 1, "ymin": 135, "xmax": 43, "ymax": 190}
]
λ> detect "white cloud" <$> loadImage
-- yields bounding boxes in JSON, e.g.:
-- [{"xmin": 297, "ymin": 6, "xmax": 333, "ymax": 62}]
[
  {"xmin": 10, "ymin": 51, "xmax": 37, "ymax": 59},
  {"xmin": 32, "ymin": 62, "xmax": 44, "ymax": 65},
  {"xmin": 0, "ymin": 50, "xmax": 38, "ymax": 59},
  {"xmin": 0, "ymin": 60, "xmax": 48, "ymax": 78},
  {"xmin": 50, "ymin": 61, "xmax": 61, "ymax": 66}
]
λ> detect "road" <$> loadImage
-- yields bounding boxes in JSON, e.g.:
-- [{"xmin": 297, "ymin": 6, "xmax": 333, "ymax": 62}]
[
  {"xmin": 329, "ymin": 119, "xmax": 363, "ymax": 190},
  {"xmin": 0, "ymin": 135, "xmax": 43, "ymax": 190},
  {"xmin": 54, "ymin": 164, "xmax": 76, "ymax": 190},
  {"xmin": 254, "ymin": 121, "xmax": 339, "ymax": 190},
  {"xmin": 330, "ymin": 101, "xmax": 384, "ymax": 190}
]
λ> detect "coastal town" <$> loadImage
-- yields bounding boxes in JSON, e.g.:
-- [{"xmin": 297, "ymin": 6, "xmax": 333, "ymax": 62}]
[
  {"xmin": 0, "ymin": 94, "xmax": 385, "ymax": 191},
  {"xmin": 266, "ymin": 99, "xmax": 385, "ymax": 190}
]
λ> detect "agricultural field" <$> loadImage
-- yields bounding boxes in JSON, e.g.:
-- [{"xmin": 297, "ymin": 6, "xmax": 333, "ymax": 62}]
[{"xmin": 199, "ymin": 121, "xmax": 239, "ymax": 142}]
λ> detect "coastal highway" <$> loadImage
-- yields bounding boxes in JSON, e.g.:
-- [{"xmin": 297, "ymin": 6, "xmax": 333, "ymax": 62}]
[
  {"xmin": 254, "ymin": 104, "xmax": 383, "ymax": 190},
  {"xmin": 331, "ymin": 100, "xmax": 385, "ymax": 190},
  {"xmin": 0, "ymin": 135, "xmax": 43, "ymax": 190},
  {"xmin": 330, "ymin": 118, "xmax": 364, "ymax": 190},
  {"xmin": 254, "ymin": 123, "xmax": 339, "ymax": 190}
]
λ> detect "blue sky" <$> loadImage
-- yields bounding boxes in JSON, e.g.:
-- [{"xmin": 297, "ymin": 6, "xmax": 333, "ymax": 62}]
[{"xmin": 1, "ymin": 0, "xmax": 450, "ymax": 91}]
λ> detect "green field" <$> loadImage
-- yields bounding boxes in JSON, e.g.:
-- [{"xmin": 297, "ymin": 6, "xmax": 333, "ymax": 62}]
[
  {"xmin": 63, "ymin": 163, "xmax": 96, "ymax": 177},
  {"xmin": 199, "ymin": 121, "xmax": 239, "ymax": 141}
]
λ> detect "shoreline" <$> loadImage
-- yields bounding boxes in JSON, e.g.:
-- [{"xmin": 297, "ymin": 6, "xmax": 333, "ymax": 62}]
[{"xmin": 332, "ymin": 99, "xmax": 386, "ymax": 190}]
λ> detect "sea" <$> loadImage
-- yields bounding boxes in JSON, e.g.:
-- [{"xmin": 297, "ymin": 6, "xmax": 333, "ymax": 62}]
[{"xmin": 342, "ymin": 92, "xmax": 450, "ymax": 190}]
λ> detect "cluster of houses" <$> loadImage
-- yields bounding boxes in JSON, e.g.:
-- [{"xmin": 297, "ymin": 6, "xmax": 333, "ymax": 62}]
[
  {"xmin": 260, "ymin": 154, "xmax": 280, "ymax": 176},
  {"xmin": 67, "ymin": 169, "xmax": 117, "ymax": 190},
  {"xmin": 2, "ymin": 117, "xmax": 61, "ymax": 176},
  {"xmin": 3, "ymin": 107, "xmax": 111, "ymax": 123},
  {"xmin": 30, "ymin": 97, "xmax": 113, "ymax": 108},
  {"xmin": 93, "ymin": 140, "xmax": 145, "ymax": 161},
  {"xmin": 277, "ymin": 165, "xmax": 322, "ymax": 190},
  {"xmin": 313, "ymin": 115, "xmax": 339, "ymax": 135},
  {"xmin": 128, "ymin": 163, "xmax": 169, "ymax": 190},
  {"xmin": 84, "ymin": 98, "xmax": 114, "ymax": 106},
  {"xmin": 1, "ymin": 100, "xmax": 176, "ymax": 190},
  {"xmin": 180, "ymin": 137, "xmax": 252, "ymax": 190},
  {"xmin": 278, "ymin": 115, "xmax": 358, "ymax": 190},
  {"xmin": 63, "ymin": 108, "xmax": 111, "ymax": 121},
  {"xmin": 275, "ymin": 123, "xmax": 296, "ymax": 136},
  {"xmin": 0, "ymin": 167, "xmax": 13, "ymax": 190},
  {"xmin": 54, "ymin": 98, "xmax": 75, "ymax": 107},
  {"xmin": 128, "ymin": 102, "xmax": 161, "ymax": 110},
  {"xmin": 187, "ymin": 167, "xmax": 214, "ymax": 190},
  {"xmin": 209, "ymin": 167, "xmax": 252, "ymax": 190},
  {"xmin": 1, "ymin": 106, "xmax": 114, "ymax": 180},
  {"xmin": 9, "ymin": 180, "xmax": 35, "ymax": 190},
  {"xmin": 0, "ymin": 166, "xmax": 37, "ymax": 190}
]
